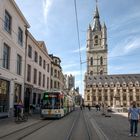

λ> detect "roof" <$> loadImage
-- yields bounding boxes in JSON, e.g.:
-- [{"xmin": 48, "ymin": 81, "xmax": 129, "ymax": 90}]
[{"xmin": 86, "ymin": 74, "xmax": 140, "ymax": 85}]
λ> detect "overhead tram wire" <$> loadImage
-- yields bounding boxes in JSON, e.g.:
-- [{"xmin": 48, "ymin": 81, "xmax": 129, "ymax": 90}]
[{"xmin": 74, "ymin": 0, "xmax": 83, "ymax": 93}]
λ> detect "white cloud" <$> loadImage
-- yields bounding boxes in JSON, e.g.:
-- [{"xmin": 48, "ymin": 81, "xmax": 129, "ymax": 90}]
[
  {"xmin": 109, "ymin": 37, "xmax": 140, "ymax": 58},
  {"xmin": 43, "ymin": 0, "xmax": 53, "ymax": 23},
  {"xmin": 72, "ymin": 46, "xmax": 86, "ymax": 53}
]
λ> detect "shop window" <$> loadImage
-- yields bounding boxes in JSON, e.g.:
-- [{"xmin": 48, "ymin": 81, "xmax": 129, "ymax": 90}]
[
  {"xmin": 0, "ymin": 79, "xmax": 9, "ymax": 113},
  {"xmin": 14, "ymin": 83, "xmax": 21, "ymax": 103}
]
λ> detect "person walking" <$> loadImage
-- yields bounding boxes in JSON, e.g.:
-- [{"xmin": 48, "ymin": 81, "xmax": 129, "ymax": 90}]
[{"xmin": 128, "ymin": 101, "xmax": 140, "ymax": 137}]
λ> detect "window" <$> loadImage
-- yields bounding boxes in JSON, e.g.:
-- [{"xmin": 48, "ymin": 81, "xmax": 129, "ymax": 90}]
[
  {"xmin": 47, "ymin": 77, "xmax": 49, "ymax": 89},
  {"xmin": 87, "ymin": 95, "xmax": 90, "ymax": 101},
  {"xmin": 33, "ymin": 68, "xmax": 37, "ymax": 84},
  {"xmin": 47, "ymin": 64, "xmax": 50, "ymax": 73},
  {"xmin": 43, "ymin": 60, "xmax": 46, "ymax": 69},
  {"xmin": 18, "ymin": 27, "xmax": 23, "ymax": 46},
  {"xmin": 58, "ymin": 71, "xmax": 60, "ymax": 78},
  {"xmin": 3, "ymin": 43, "xmax": 10, "ymax": 69},
  {"xmin": 43, "ymin": 74, "xmax": 45, "ymax": 87},
  {"xmin": 90, "ymin": 71, "xmax": 93, "ymax": 75},
  {"xmin": 100, "ymin": 57, "xmax": 103, "ymax": 65},
  {"xmin": 54, "ymin": 81, "xmax": 56, "ymax": 88},
  {"xmin": 27, "ymin": 64, "xmax": 31, "ymax": 82},
  {"xmin": 39, "ymin": 56, "xmax": 42, "ymax": 66},
  {"xmin": 54, "ymin": 69, "xmax": 57, "ymax": 77},
  {"xmin": 38, "ymin": 72, "xmax": 41, "ymax": 86},
  {"xmin": 90, "ymin": 57, "xmax": 93, "ymax": 66},
  {"xmin": 100, "ymin": 70, "xmax": 103, "ymax": 75},
  {"xmin": 51, "ymin": 67, "xmax": 53, "ymax": 76},
  {"xmin": 94, "ymin": 35, "xmax": 98, "ymax": 45},
  {"xmin": 28, "ymin": 45, "xmax": 32, "ymax": 58},
  {"xmin": 17, "ymin": 54, "xmax": 22, "ymax": 75},
  {"xmin": 34, "ymin": 51, "xmax": 38, "ymax": 63},
  {"xmin": 51, "ymin": 79, "xmax": 53, "ymax": 88},
  {"xmin": 4, "ymin": 10, "xmax": 12, "ymax": 33}
]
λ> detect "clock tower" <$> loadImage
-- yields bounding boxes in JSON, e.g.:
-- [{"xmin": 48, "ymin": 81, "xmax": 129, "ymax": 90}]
[{"xmin": 86, "ymin": 4, "xmax": 108, "ymax": 76}]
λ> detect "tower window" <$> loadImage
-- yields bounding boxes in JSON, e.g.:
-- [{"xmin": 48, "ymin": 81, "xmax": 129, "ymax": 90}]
[
  {"xmin": 90, "ymin": 57, "xmax": 93, "ymax": 65},
  {"xmin": 100, "ymin": 70, "xmax": 103, "ymax": 75},
  {"xmin": 90, "ymin": 71, "xmax": 93, "ymax": 75},
  {"xmin": 87, "ymin": 95, "xmax": 90, "ymax": 101},
  {"xmin": 94, "ymin": 35, "xmax": 98, "ymax": 45},
  {"xmin": 100, "ymin": 57, "xmax": 103, "ymax": 65}
]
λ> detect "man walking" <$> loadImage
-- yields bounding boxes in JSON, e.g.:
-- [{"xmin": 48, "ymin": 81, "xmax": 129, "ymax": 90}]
[{"xmin": 128, "ymin": 101, "xmax": 140, "ymax": 137}]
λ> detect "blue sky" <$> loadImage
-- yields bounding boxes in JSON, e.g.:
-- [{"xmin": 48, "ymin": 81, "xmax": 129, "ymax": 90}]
[{"xmin": 15, "ymin": 0, "xmax": 140, "ymax": 96}]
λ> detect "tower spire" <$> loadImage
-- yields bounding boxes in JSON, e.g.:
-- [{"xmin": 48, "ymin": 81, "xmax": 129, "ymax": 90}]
[{"xmin": 93, "ymin": 0, "xmax": 101, "ymax": 31}]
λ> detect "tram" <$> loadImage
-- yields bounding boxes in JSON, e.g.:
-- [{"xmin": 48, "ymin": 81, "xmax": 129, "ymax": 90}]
[{"xmin": 40, "ymin": 90, "xmax": 75, "ymax": 118}]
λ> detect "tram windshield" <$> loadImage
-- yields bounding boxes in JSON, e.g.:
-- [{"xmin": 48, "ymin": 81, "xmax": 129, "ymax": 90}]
[{"xmin": 42, "ymin": 92, "xmax": 63, "ymax": 109}]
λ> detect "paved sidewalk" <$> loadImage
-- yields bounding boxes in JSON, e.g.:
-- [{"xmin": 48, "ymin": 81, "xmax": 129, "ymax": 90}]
[
  {"xmin": 90, "ymin": 108, "xmax": 140, "ymax": 140},
  {"xmin": 0, "ymin": 114, "xmax": 41, "ymax": 137}
]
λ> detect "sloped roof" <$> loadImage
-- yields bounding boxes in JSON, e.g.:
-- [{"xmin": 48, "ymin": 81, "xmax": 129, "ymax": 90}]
[{"xmin": 86, "ymin": 74, "xmax": 140, "ymax": 85}]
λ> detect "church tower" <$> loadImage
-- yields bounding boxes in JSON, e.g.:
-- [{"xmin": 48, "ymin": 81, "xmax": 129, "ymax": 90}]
[{"xmin": 86, "ymin": 4, "xmax": 108, "ymax": 76}]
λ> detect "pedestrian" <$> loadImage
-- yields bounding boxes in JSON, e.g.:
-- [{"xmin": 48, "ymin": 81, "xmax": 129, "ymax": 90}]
[
  {"xmin": 80, "ymin": 104, "xmax": 82, "ymax": 110},
  {"xmin": 128, "ymin": 101, "xmax": 140, "ymax": 137},
  {"xmin": 88, "ymin": 104, "xmax": 91, "ymax": 111}
]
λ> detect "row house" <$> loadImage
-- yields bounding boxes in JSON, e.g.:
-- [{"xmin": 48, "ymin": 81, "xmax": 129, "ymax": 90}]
[
  {"xmin": 24, "ymin": 33, "xmax": 51, "ymax": 112},
  {"xmin": 0, "ymin": 0, "xmax": 30, "ymax": 116},
  {"xmin": 0, "ymin": 0, "xmax": 61, "ymax": 117},
  {"xmin": 49, "ymin": 54, "xmax": 65, "ymax": 90}
]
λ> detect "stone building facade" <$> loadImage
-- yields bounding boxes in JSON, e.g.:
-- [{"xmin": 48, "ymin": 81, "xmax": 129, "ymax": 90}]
[
  {"xmin": 0, "ymin": 0, "xmax": 65, "ymax": 117},
  {"xmin": 84, "ymin": 4, "xmax": 140, "ymax": 108},
  {"xmin": 49, "ymin": 54, "xmax": 65, "ymax": 90},
  {"xmin": 0, "ymin": 0, "xmax": 30, "ymax": 116}
]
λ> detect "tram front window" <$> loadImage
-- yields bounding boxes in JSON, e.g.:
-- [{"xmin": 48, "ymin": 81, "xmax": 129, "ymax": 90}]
[{"xmin": 42, "ymin": 94, "xmax": 60, "ymax": 109}]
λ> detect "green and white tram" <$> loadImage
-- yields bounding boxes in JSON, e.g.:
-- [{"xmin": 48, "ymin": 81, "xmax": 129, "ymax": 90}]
[{"xmin": 40, "ymin": 90, "xmax": 74, "ymax": 119}]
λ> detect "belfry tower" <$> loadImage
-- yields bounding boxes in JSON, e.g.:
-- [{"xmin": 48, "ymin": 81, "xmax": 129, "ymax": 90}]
[{"xmin": 86, "ymin": 3, "xmax": 108, "ymax": 76}]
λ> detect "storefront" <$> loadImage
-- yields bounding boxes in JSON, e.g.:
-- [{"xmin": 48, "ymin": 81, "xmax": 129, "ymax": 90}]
[{"xmin": 0, "ymin": 79, "xmax": 9, "ymax": 114}]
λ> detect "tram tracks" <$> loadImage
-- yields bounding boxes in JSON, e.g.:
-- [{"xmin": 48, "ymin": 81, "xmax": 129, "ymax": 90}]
[
  {"xmin": 65, "ymin": 109, "xmax": 92, "ymax": 140},
  {"xmin": 0, "ymin": 119, "xmax": 54, "ymax": 140}
]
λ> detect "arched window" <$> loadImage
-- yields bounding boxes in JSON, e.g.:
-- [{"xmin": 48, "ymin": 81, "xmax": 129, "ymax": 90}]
[
  {"xmin": 90, "ymin": 71, "xmax": 93, "ymax": 75},
  {"xmin": 90, "ymin": 57, "xmax": 93, "ymax": 65},
  {"xmin": 94, "ymin": 35, "xmax": 98, "ymax": 45},
  {"xmin": 100, "ymin": 56, "xmax": 103, "ymax": 65},
  {"xmin": 87, "ymin": 95, "xmax": 90, "ymax": 101},
  {"xmin": 100, "ymin": 70, "xmax": 103, "ymax": 75}
]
